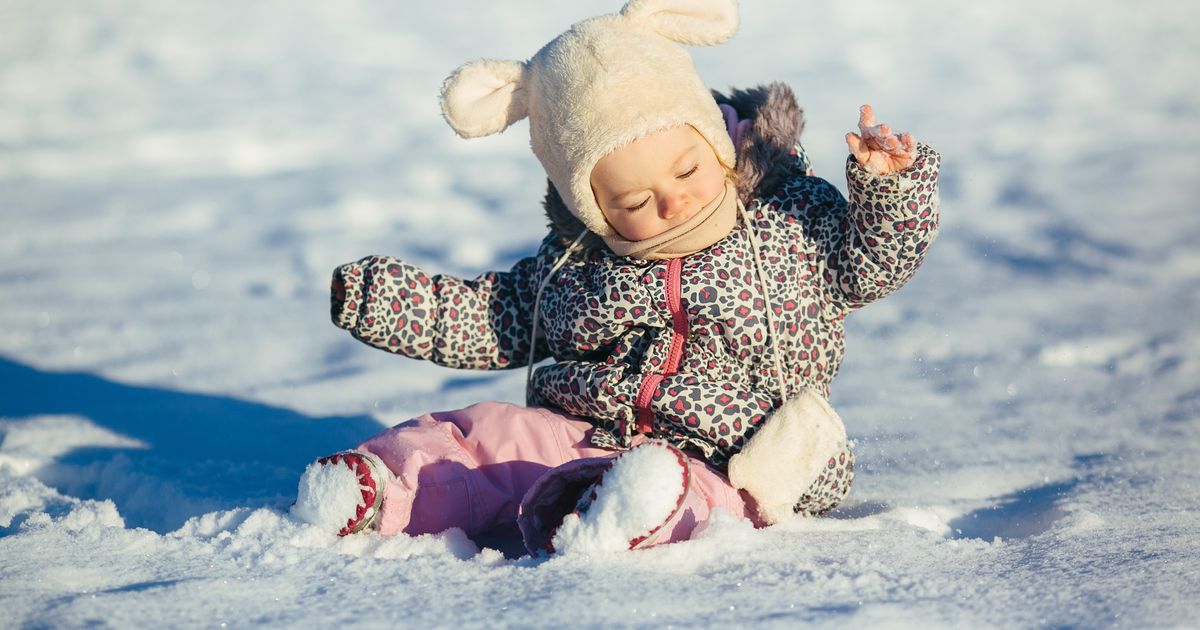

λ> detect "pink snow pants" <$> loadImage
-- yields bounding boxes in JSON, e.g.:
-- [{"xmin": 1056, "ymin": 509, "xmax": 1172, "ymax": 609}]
[{"xmin": 355, "ymin": 401, "xmax": 751, "ymax": 544}]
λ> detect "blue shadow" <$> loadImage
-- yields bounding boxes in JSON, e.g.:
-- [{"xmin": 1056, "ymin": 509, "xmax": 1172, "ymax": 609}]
[
  {"xmin": 0, "ymin": 355, "xmax": 385, "ymax": 533},
  {"xmin": 948, "ymin": 479, "xmax": 1075, "ymax": 540}
]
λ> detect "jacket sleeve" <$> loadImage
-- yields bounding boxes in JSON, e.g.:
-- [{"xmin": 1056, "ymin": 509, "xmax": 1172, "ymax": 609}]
[
  {"xmin": 531, "ymin": 359, "xmax": 777, "ymax": 456},
  {"xmin": 801, "ymin": 143, "xmax": 940, "ymax": 311},
  {"xmin": 330, "ymin": 241, "xmax": 555, "ymax": 370}
]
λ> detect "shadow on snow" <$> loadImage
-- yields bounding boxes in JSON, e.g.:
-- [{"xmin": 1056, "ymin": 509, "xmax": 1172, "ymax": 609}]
[
  {"xmin": 948, "ymin": 479, "xmax": 1075, "ymax": 540},
  {"xmin": 0, "ymin": 355, "xmax": 384, "ymax": 533}
]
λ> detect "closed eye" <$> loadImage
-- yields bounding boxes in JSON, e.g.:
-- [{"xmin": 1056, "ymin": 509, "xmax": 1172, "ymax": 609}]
[
  {"xmin": 677, "ymin": 164, "xmax": 699, "ymax": 179},
  {"xmin": 625, "ymin": 197, "xmax": 651, "ymax": 211}
]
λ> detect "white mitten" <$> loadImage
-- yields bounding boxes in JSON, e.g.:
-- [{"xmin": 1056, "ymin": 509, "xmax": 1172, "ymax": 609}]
[{"xmin": 727, "ymin": 389, "xmax": 847, "ymax": 524}]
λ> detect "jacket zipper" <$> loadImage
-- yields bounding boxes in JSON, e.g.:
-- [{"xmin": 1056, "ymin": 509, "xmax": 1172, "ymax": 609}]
[{"xmin": 634, "ymin": 257, "xmax": 688, "ymax": 434}]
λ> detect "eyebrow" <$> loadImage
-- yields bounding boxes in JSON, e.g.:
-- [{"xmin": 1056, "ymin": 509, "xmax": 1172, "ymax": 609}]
[{"xmin": 611, "ymin": 145, "xmax": 699, "ymax": 206}]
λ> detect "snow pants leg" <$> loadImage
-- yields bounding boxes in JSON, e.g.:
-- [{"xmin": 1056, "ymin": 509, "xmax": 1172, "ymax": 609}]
[
  {"xmin": 354, "ymin": 401, "xmax": 753, "ymax": 540},
  {"xmin": 660, "ymin": 456, "xmax": 757, "ymax": 543},
  {"xmin": 356, "ymin": 401, "xmax": 611, "ymax": 536}
]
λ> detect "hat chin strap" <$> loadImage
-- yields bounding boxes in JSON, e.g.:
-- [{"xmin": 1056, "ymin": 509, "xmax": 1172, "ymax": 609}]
[{"xmin": 600, "ymin": 178, "xmax": 739, "ymax": 261}]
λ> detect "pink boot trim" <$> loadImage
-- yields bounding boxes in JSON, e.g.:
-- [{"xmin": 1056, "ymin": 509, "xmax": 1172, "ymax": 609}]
[
  {"xmin": 315, "ymin": 451, "xmax": 387, "ymax": 537},
  {"xmin": 626, "ymin": 444, "xmax": 690, "ymax": 550}
]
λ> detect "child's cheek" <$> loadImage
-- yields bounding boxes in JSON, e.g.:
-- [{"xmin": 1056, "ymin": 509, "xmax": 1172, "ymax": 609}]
[{"xmin": 701, "ymin": 168, "xmax": 726, "ymax": 202}]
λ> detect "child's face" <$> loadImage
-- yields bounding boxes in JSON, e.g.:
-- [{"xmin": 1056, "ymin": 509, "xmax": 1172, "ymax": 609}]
[{"xmin": 590, "ymin": 125, "xmax": 727, "ymax": 241}]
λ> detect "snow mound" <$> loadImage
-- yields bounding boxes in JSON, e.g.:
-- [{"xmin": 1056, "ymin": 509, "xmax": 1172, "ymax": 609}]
[
  {"xmin": 290, "ymin": 459, "xmax": 364, "ymax": 533},
  {"xmin": 0, "ymin": 465, "xmax": 126, "ymax": 532},
  {"xmin": 173, "ymin": 507, "xmax": 257, "ymax": 539},
  {"xmin": 551, "ymin": 443, "xmax": 687, "ymax": 555},
  {"xmin": 688, "ymin": 506, "xmax": 758, "ymax": 544},
  {"xmin": 23, "ymin": 498, "xmax": 125, "ymax": 531}
]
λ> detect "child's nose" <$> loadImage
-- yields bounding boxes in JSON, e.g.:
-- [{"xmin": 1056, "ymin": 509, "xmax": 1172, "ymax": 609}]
[{"xmin": 659, "ymin": 193, "xmax": 689, "ymax": 220}]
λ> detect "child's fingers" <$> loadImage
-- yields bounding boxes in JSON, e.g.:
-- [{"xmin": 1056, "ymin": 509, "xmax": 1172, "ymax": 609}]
[
  {"xmin": 860, "ymin": 117, "xmax": 904, "ymax": 151},
  {"xmin": 875, "ymin": 129, "xmax": 914, "ymax": 155},
  {"xmin": 864, "ymin": 129, "xmax": 897, "ymax": 153},
  {"xmin": 845, "ymin": 132, "xmax": 870, "ymax": 163},
  {"xmin": 887, "ymin": 132, "xmax": 916, "ymax": 158},
  {"xmin": 857, "ymin": 104, "xmax": 876, "ymax": 135},
  {"xmin": 880, "ymin": 132, "xmax": 899, "ymax": 151}
]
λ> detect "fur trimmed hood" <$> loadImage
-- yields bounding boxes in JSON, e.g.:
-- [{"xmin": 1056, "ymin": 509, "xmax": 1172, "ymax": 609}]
[{"xmin": 543, "ymin": 82, "xmax": 806, "ymax": 249}]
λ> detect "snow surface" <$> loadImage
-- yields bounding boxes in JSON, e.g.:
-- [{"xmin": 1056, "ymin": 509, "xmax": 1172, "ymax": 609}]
[{"xmin": 1, "ymin": 0, "xmax": 1199, "ymax": 627}]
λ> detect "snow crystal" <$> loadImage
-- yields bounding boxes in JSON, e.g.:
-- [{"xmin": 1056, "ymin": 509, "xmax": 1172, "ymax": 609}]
[
  {"xmin": 1038, "ymin": 335, "xmax": 1137, "ymax": 367},
  {"xmin": 1060, "ymin": 508, "xmax": 1105, "ymax": 534}
]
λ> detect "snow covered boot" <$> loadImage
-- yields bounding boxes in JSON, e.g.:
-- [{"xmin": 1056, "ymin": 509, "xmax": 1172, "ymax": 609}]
[
  {"xmin": 516, "ymin": 455, "xmax": 611, "ymax": 555},
  {"xmin": 543, "ymin": 442, "xmax": 690, "ymax": 555},
  {"xmin": 291, "ymin": 451, "xmax": 387, "ymax": 536}
]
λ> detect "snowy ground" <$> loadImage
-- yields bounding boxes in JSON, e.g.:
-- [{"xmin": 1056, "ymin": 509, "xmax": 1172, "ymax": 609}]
[{"xmin": 2, "ymin": 0, "xmax": 1199, "ymax": 627}]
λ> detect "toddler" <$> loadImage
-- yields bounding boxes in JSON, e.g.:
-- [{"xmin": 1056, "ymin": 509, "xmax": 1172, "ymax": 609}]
[{"xmin": 293, "ymin": 0, "xmax": 940, "ymax": 554}]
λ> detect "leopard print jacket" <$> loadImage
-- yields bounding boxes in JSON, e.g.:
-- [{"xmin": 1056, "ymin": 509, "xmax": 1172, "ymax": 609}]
[{"xmin": 331, "ymin": 84, "xmax": 940, "ymax": 469}]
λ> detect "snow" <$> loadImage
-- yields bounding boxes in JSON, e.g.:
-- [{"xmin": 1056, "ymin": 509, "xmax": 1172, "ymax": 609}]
[
  {"xmin": 291, "ymin": 457, "xmax": 368, "ymax": 534},
  {"xmin": 1, "ymin": 0, "xmax": 1199, "ymax": 627},
  {"xmin": 551, "ymin": 443, "xmax": 686, "ymax": 555}
]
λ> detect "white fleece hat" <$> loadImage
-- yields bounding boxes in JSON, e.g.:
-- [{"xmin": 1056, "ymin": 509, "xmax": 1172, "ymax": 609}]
[{"xmin": 439, "ymin": 0, "xmax": 739, "ymax": 238}]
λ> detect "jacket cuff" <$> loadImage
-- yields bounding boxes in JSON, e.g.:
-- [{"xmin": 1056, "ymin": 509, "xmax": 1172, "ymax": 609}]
[
  {"xmin": 845, "ymin": 142, "xmax": 940, "ymax": 197},
  {"xmin": 331, "ymin": 261, "xmax": 367, "ymax": 330}
]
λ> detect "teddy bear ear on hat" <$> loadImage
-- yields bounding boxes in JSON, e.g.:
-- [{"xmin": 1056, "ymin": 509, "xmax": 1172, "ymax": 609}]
[
  {"xmin": 440, "ymin": 59, "xmax": 529, "ymax": 139},
  {"xmin": 620, "ymin": 0, "xmax": 739, "ymax": 46}
]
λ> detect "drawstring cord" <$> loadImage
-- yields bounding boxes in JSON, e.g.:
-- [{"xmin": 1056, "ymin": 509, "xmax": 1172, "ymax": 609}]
[
  {"xmin": 736, "ymin": 200, "xmax": 791, "ymax": 403},
  {"xmin": 526, "ymin": 231, "xmax": 588, "ymax": 402}
]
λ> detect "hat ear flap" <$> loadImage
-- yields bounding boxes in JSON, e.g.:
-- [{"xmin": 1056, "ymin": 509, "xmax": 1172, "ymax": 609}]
[
  {"xmin": 621, "ymin": 0, "xmax": 738, "ymax": 46},
  {"xmin": 440, "ymin": 59, "xmax": 529, "ymax": 138}
]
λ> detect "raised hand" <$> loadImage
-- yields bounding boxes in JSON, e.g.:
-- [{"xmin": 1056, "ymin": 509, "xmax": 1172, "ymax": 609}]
[{"xmin": 845, "ymin": 104, "xmax": 917, "ymax": 175}]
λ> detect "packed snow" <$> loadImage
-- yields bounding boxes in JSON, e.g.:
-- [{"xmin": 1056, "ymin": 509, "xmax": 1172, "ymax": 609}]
[
  {"xmin": 2, "ymin": 0, "xmax": 1199, "ymax": 627},
  {"xmin": 551, "ymin": 443, "xmax": 687, "ymax": 556},
  {"xmin": 291, "ymin": 456, "xmax": 370, "ymax": 534}
]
